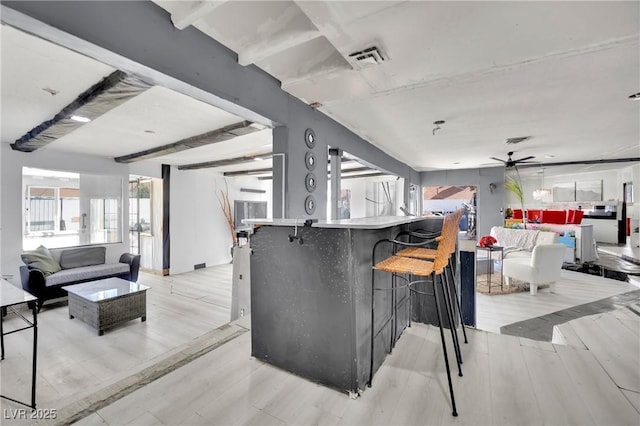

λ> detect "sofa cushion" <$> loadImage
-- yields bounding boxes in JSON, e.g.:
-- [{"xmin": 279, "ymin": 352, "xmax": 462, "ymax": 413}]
[
  {"xmin": 21, "ymin": 246, "xmax": 62, "ymax": 276},
  {"xmin": 570, "ymin": 210, "xmax": 584, "ymax": 224},
  {"xmin": 527, "ymin": 209, "xmax": 542, "ymax": 223},
  {"xmin": 490, "ymin": 227, "xmax": 540, "ymax": 251},
  {"xmin": 45, "ymin": 263, "xmax": 130, "ymax": 287},
  {"xmin": 541, "ymin": 210, "xmax": 567, "ymax": 224},
  {"xmin": 59, "ymin": 246, "xmax": 106, "ymax": 269},
  {"xmin": 503, "ymin": 250, "xmax": 531, "ymax": 259},
  {"xmin": 535, "ymin": 231, "xmax": 558, "ymax": 245}
]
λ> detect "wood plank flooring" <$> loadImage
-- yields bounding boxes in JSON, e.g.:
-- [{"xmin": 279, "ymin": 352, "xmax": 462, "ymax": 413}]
[
  {"xmin": 0, "ymin": 265, "xmax": 233, "ymax": 411},
  {"xmin": 2, "ymin": 264, "xmax": 639, "ymax": 425},
  {"xmin": 553, "ymin": 305, "xmax": 640, "ymax": 394},
  {"xmin": 476, "ymin": 269, "xmax": 638, "ymax": 333},
  {"xmin": 72, "ymin": 321, "xmax": 639, "ymax": 426}
]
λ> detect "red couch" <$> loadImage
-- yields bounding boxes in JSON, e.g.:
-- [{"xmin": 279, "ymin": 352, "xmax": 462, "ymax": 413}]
[{"xmin": 513, "ymin": 209, "xmax": 583, "ymax": 224}]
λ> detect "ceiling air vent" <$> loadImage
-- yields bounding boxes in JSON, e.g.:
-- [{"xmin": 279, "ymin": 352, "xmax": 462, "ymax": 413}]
[
  {"xmin": 348, "ymin": 46, "xmax": 385, "ymax": 67},
  {"xmin": 505, "ymin": 136, "xmax": 530, "ymax": 145}
]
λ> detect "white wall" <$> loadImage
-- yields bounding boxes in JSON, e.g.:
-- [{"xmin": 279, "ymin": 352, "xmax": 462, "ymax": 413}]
[
  {"xmin": 169, "ymin": 168, "xmax": 271, "ymax": 274},
  {"xmin": 1, "ymin": 143, "xmax": 130, "ymax": 285},
  {"xmin": 506, "ymin": 166, "xmax": 637, "ymax": 211},
  {"xmin": 129, "ymin": 161, "xmax": 162, "ymax": 179}
]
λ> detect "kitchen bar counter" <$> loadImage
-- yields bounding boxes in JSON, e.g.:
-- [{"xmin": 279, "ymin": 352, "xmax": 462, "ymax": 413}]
[
  {"xmin": 248, "ymin": 216, "xmax": 448, "ymax": 394},
  {"xmin": 244, "ymin": 215, "xmax": 430, "ymax": 229}
]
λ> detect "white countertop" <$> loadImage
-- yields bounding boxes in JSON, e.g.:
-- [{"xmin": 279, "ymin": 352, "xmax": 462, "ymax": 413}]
[{"xmin": 243, "ymin": 216, "xmax": 441, "ymax": 230}]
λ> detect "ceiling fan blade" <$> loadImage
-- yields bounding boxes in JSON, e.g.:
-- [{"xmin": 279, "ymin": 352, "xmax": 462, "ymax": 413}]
[
  {"xmin": 489, "ymin": 157, "xmax": 506, "ymax": 163},
  {"xmin": 515, "ymin": 156, "xmax": 535, "ymax": 162}
]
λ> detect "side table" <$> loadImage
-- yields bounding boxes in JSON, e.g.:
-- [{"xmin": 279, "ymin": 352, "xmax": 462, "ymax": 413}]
[
  {"xmin": 476, "ymin": 245, "xmax": 504, "ymax": 293},
  {"xmin": 1, "ymin": 279, "xmax": 38, "ymax": 408}
]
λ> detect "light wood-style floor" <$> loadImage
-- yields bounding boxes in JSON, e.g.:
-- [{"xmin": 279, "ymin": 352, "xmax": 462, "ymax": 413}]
[
  {"xmin": 1, "ymin": 265, "xmax": 638, "ymax": 425},
  {"xmin": 0, "ymin": 265, "xmax": 233, "ymax": 411},
  {"xmin": 75, "ymin": 312, "xmax": 639, "ymax": 426},
  {"xmin": 476, "ymin": 269, "xmax": 638, "ymax": 333}
]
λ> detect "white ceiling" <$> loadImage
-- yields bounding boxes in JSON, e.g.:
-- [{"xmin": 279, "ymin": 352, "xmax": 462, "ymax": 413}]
[
  {"xmin": 0, "ymin": 24, "xmax": 272, "ymax": 172},
  {"xmin": 2, "ymin": 1, "xmax": 639, "ymax": 177},
  {"xmin": 155, "ymin": 0, "xmax": 640, "ymax": 172}
]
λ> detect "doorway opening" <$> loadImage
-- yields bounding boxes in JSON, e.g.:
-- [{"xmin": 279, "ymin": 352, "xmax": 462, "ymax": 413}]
[
  {"xmin": 129, "ymin": 175, "xmax": 162, "ymax": 272},
  {"xmin": 423, "ymin": 185, "xmax": 477, "ymax": 237}
]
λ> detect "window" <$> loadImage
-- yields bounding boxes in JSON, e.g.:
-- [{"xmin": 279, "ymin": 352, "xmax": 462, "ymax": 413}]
[
  {"xmin": 129, "ymin": 178, "xmax": 153, "ymax": 255},
  {"xmin": 23, "ymin": 167, "xmax": 123, "ymax": 250}
]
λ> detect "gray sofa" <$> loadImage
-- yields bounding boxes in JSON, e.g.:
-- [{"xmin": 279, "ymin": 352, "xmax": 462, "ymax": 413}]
[{"xmin": 19, "ymin": 246, "xmax": 140, "ymax": 311}]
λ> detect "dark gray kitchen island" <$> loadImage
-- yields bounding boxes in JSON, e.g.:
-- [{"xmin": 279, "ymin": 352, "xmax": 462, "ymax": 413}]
[{"xmin": 247, "ymin": 216, "xmax": 447, "ymax": 395}]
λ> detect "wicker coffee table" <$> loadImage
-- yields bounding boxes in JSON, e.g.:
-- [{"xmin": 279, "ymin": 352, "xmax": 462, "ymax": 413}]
[{"xmin": 63, "ymin": 278, "xmax": 149, "ymax": 335}]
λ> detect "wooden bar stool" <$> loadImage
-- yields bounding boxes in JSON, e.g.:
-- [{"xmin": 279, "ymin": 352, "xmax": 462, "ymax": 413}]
[
  {"xmin": 370, "ymin": 216, "xmax": 462, "ymax": 417},
  {"xmin": 396, "ymin": 210, "xmax": 468, "ymax": 363}
]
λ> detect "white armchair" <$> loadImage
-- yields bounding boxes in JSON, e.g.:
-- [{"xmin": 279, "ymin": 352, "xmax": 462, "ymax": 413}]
[{"xmin": 502, "ymin": 243, "xmax": 567, "ymax": 295}]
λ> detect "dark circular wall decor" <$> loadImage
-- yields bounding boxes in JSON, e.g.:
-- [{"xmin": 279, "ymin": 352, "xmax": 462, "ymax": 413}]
[
  {"xmin": 304, "ymin": 128, "xmax": 316, "ymax": 149},
  {"xmin": 305, "ymin": 195, "xmax": 316, "ymax": 215},
  {"xmin": 305, "ymin": 151, "xmax": 316, "ymax": 171},
  {"xmin": 305, "ymin": 173, "xmax": 317, "ymax": 192}
]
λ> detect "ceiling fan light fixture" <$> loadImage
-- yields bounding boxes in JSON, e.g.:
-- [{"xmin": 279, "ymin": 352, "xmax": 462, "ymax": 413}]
[{"xmin": 628, "ymin": 92, "xmax": 640, "ymax": 100}]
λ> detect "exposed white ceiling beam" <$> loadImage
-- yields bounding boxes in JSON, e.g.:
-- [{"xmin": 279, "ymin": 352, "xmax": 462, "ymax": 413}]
[
  {"xmin": 170, "ymin": 1, "xmax": 227, "ymax": 30},
  {"xmin": 236, "ymin": 3, "xmax": 322, "ymax": 66},
  {"xmin": 178, "ymin": 152, "xmax": 271, "ymax": 170},
  {"xmin": 293, "ymin": 1, "xmax": 352, "ymax": 60},
  {"xmin": 114, "ymin": 120, "xmax": 259, "ymax": 163},
  {"xmin": 238, "ymin": 29, "xmax": 321, "ymax": 66}
]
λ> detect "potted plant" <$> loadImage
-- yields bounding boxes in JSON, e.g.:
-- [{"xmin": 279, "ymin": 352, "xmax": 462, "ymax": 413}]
[{"xmin": 504, "ymin": 167, "xmax": 526, "ymax": 229}]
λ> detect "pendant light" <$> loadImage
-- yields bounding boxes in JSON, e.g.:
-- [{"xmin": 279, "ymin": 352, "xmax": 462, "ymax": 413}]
[{"xmin": 532, "ymin": 168, "xmax": 551, "ymax": 200}]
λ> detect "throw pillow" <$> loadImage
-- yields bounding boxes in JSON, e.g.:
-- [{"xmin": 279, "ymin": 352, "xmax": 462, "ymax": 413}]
[
  {"xmin": 21, "ymin": 245, "xmax": 61, "ymax": 276},
  {"xmin": 59, "ymin": 246, "xmax": 106, "ymax": 269}
]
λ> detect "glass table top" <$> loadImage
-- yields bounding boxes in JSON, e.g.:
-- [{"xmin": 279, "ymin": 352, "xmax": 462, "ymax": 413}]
[
  {"xmin": 1, "ymin": 279, "xmax": 37, "ymax": 308},
  {"xmin": 62, "ymin": 278, "xmax": 150, "ymax": 302}
]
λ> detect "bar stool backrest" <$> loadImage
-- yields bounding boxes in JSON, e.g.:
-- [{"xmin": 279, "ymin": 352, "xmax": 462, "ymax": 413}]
[
  {"xmin": 445, "ymin": 209, "xmax": 464, "ymax": 255},
  {"xmin": 433, "ymin": 209, "xmax": 464, "ymax": 273}
]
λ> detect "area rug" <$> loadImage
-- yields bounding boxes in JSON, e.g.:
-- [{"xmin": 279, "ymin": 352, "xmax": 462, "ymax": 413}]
[{"xmin": 476, "ymin": 274, "xmax": 549, "ymax": 295}]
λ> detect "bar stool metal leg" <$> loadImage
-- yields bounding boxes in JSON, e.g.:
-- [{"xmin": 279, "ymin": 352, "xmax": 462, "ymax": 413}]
[
  {"xmin": 390, "ymin": 273, "xmax": 396, "ymax": 353},
  {"xmin": 441, "ymin": 269, "xmax": 463, "ymax": 375},
  {"xmin": 369, "ymin": 268, "xmax": 376, "ymax": 387},
  {"xmin": 432, "ymin": 273, "xmax": 458, "ymax": 417},
  {"xmin": 447, "ymin": 257, "xmax": 468, "ymax": 344}
]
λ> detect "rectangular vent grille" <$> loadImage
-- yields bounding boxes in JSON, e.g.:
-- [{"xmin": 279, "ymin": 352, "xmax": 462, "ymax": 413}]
[
  {"xmin": 348, "ymin": 46, "xmax": 385, "ymax": 67},
  {"xmin": 506, "ymin": 136, "xmax": 530, "ymax": 145},
  {"xmin": 194, "ymin": 263, "xmax": 206, "ymax": 270}
]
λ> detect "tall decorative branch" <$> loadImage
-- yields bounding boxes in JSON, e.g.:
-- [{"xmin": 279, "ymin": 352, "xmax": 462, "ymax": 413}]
[
  {"xmin": 504, "ymin": 165, "xmax": 527, "ymax": 229},
  {"xmin": 216, "ymin": 179, "xmax": 237, "ymax": 245}
]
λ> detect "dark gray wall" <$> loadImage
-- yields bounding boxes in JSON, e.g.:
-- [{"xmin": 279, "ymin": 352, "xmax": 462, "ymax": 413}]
[
  {"xmin": 272, "ymin": 99, "xmax": 329, "ymax": 218},
  {"xmin": 421, "ymin": 167, "xmax": 505, "ymax": 237},
  {"xmin": 2, "ymin": 1, "xmax": 420, "ymax": 220}
]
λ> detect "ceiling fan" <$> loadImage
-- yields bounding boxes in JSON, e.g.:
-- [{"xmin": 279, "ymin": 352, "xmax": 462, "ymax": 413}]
[{"xmin": 490, "ymin": 151, "xmax": 536, "ymax": 168}]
